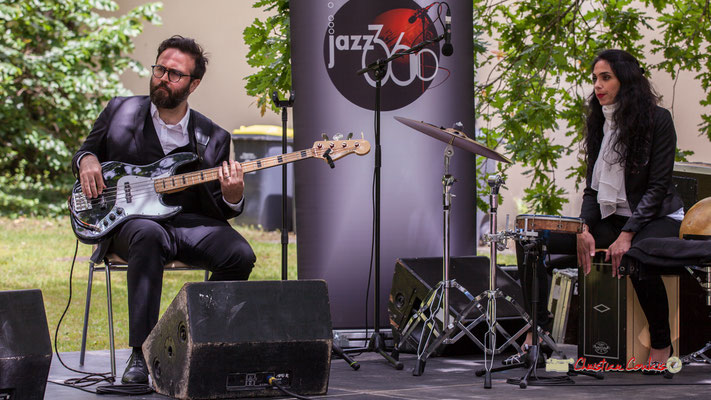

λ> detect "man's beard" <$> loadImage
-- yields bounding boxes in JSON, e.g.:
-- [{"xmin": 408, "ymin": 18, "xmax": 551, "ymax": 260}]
[{"xmin": 149, "ymin": 80, "xmax": 191, "ymax": 109}]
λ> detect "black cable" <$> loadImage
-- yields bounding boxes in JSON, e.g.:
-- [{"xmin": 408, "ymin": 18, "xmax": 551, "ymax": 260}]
[
  {"xmin": 52, "ymin": 240, "xmax": 115, "ymax": 385},
  {"xmin": 269, "ymin": 378, "xmax": 313, "ymax": 400},
  {"xmin": 48, "ymin": 239, "xmax": 154, "ymax": 396},
  {"xmin": 506, "ymin": 375, "xmax": 575, "ymax": 386},
  {"xmin": 364, "ymin": 165, "xmax": 377, "ymax": 343},
  {"xmin": 356, "ymin": 108, "xmax": 378, "ymax": 354}
]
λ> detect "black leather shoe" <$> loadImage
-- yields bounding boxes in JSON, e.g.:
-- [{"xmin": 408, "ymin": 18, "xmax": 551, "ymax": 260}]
[{"xmin": 122, "ymin": 349, "xmax": 149, "ymax": 384}]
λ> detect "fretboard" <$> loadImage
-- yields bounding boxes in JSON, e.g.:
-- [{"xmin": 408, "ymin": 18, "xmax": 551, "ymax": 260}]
[{"xmin": 153, "ymin": 148, "xmax": 316, "ymax": 193}]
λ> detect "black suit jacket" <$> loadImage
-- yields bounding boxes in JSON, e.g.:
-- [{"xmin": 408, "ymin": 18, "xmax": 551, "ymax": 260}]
[
  {"xmin": 72, "ymin": 95, "xmax": 240, "ymax": 222},
  {"xmin": 580, "ymin": 106, "xmax": 683, "ymax": 233}
]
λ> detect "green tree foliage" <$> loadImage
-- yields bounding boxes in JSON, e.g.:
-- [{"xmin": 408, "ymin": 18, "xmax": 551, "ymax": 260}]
[
  {"xmin": 650, "ymin": 0, "xmax": 711, "ymax": 141},
  {"xmin": 243, "ymin": 0, "xmax": 290, "ymax": 116},
  {"xmin": 0, "ymin": 0, "xmax": 161, "ymax": 216},
  {"xmin": 242, "ymin": 1, "xmax": 711, "ymax": 213},
  {"xmin": 472, "ymin": 0, "xmax": 708, "ymax": 213}
]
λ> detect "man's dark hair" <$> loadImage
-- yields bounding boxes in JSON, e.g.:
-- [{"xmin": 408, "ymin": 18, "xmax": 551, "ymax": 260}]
[{"xmin": 156, "ymin": 35, "xmax": 208, "ymax": 80}]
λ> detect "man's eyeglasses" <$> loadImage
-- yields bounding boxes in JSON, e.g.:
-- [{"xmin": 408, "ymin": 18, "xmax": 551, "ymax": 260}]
[{"xmin": 151, "ymin": 65, "xmax": 195, "ymax": 83}]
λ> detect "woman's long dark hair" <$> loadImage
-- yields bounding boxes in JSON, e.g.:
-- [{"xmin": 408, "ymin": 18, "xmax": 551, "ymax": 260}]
[{"xmin": 584, "ymin": 49, "xmax": 659, "ymax": 173}]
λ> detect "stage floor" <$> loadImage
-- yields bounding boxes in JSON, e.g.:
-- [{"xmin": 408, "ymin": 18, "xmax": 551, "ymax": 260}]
[{"xmin": 46, "ymin": 345, "xmax": 711, "ymax": 399}]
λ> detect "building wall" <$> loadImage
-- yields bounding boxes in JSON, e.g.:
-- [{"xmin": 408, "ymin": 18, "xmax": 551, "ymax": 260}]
[{"xmin": 115, "ymin": 0, "xmax": 281, "ymax": 131}]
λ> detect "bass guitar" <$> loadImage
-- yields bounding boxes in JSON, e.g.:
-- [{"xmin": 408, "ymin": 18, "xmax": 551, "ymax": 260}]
[{"xmin": 69, "ymin": 137, "xmax": 370, "ymax": 244}]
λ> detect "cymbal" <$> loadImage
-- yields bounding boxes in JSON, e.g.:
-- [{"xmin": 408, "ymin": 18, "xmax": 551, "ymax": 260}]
[{"xmin": 394, "ymin": 116, "xmax": 511, "ymax": 164}]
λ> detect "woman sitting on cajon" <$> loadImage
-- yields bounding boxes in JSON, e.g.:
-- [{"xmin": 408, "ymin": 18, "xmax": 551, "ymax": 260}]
[{"xmin": 514, "ymin": 49, "xmax": 684, "ymax": 373}]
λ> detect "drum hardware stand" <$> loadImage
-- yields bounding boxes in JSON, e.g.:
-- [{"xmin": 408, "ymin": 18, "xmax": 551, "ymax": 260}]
[
  {"xmin": 271, "ymin": 90, "xmax": 294, "ymax": 281},
  {"xmin": 391, "ymin": 143, "xmax": 492, "ymax": 376},
  {"xmin": 501, "ymin": 237, "xmax": 573, "ymax": 387},
  {"xmin": 682, "ymin": 341, "xmax": 711, "ymax": 364},
  {"xmin": 478, "ymin": 176, "xmax": 540, "ymax": 388},
  {"xmin": 472, "ymin": 177, "xmax": 577, "ymax": 388},
  {"xmin": 483, "ymin": 231, "xmax": 601, "ymax": 386},
  {"xmin": 681, "ymin": 264, "xmax": 711, "ymax": 365},
  {"xmin": 392, "ymin": 174, "xmax": 531, "ymax": 381}
]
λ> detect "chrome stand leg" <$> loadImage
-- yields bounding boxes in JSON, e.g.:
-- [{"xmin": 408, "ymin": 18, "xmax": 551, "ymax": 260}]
[
  {"xmin": 105, "ymin": 265, "xmax": 116, "ymax": 378},
  {"xmin": 79, "ymin": 262, "xmax": 95, "ymax": 366}
]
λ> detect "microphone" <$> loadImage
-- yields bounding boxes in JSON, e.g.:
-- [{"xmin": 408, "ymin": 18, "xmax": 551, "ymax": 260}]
[
  {"xmin": 408, "ymin": 3, "xmax": 435, "ymax": 23},
  {"xmin": 441, "ymin": 8, "xmax": 453, "ymax": 56}
]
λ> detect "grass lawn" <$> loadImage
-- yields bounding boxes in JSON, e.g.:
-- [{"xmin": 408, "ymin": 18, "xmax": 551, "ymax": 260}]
[
  {"xmin": 0, "ymin": 217, "xmax": 296, "ymax": 353},
  {"xmin": 0, "ymin": 217, "xmax": 513, "ymax": 354}
]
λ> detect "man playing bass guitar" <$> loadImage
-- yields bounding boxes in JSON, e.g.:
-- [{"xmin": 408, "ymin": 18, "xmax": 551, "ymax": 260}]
[{"xmin": 72, "ymin": 35, "xmax": 256, "ymax": 384}]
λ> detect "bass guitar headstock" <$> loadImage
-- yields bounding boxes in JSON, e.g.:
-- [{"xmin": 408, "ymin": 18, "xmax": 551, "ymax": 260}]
[{"xmin": 312, "ymin": 133, "xmax": 370, "ymax": 167}]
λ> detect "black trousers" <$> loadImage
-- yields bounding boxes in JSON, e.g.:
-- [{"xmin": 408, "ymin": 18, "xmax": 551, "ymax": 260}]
[
  {"xmin": 109, "ymin": 213, "xmax": 256, "ymax": 347},
  {"xmin": 516, "ymin": 215, "xmax": 680, "ymax": 349}
]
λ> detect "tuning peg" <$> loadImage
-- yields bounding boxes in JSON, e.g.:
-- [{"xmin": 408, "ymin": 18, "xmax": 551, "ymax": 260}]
[
  {"xmin": 322, "ymin": 133, "xmax": 329, "ymax": 140},
  {"xmin": 347, "ymin": 132, "xmax": 353, "ymax": 139},
  {"xmin": 333, "ymin": 133, "xmax": 343, "ymax": 141}
]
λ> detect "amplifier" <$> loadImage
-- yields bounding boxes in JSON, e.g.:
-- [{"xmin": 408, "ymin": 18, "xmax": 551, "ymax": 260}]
[
  {"xmin": 674, "ymin": 161, "xmax": 711, "ymax": 204},
  {"xmin": 0, "ymin": 289, "xmax": 52, "ymax": 400},
  {"xmin": 143, "ymin": 280, "xmax": 332, "ymax": 399}
]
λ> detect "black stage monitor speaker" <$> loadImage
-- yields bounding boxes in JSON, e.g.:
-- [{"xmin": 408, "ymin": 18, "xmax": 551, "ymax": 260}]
[
  {"xmin": 0, "ymin": 289, "xmax": 52, "ymax": 400},
  {"xmin": 389, "ymin": 256, "xmax": 526, "ymax": 353},
  {"xmin": 143, "ymin": 280, "xmax": 332, "ymax": 399}
]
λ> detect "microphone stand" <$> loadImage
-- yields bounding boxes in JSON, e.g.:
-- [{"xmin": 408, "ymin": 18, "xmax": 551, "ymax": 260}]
[
  {"xmin": 348, "ymin": 31, "xmax": 447, "ymax": 370},
  {"xmin": 272, "ymin": 92, "xmax": 360, "ymax": 370},
  {"xmin": 272, "ymin": 91, "xmax": 294, "ymax": 281}
]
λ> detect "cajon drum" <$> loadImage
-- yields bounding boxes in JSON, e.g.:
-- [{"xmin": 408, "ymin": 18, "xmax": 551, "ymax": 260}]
[{"xmin": 579, "ymin": 251, "xmax": 678, "ymax": 366}]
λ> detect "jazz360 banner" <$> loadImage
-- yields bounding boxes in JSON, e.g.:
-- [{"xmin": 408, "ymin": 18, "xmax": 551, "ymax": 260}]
[{"xmin": 292, "ymin": 0, "xmax": 475, "ymax": 329}]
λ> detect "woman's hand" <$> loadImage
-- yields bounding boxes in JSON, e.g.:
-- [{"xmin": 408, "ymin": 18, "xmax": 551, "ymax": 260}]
[
  {"xmin": 577, "ymin": 224, "xmax": 596, "ymax": 275},
  {"xmin": 606, "ymin": 231, "xmax": 635, "ymax": 278}
]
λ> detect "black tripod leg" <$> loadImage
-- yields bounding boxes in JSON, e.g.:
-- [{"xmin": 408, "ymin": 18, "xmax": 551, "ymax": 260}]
[
  {"xmin": 371, "ymin": 332, "xmax": 404, "ymax": 370},
  {"xmin": 413, "ymin": 358, "xmax": 426, "ymax": 376},
  {"xmin": 476, "ymin": 359, "xmax": 547, "ymax": 377},
  {"xmin": 391, "ymin": 347, "xmax": 400, "ymax": 361},
  {"xmin": 518, "ymin": 344, "xmax": 538, "ymax": 388},
  {"xmin": 567, "ymin": 364, "xmax": 603, "ymax": 379},
  {"xmin": 520, "ymin": 242, "xmax": 540, "ymax": 389},
  {"xmin": 333, "ymin": 343, "xmax": 360, "ymax": 371}
]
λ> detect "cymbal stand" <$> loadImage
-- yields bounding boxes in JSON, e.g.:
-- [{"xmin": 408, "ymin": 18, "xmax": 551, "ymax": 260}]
[
  {"xmin": 481, "ymin": 175, "xmax": 504, "ymax": 388},
  {"xmin": 391, "ymin": 156, "xmax": 529, "ymax": 377},
  {"xmin": 467, "ymin": 177, "xmax": 564, "ymax": 389},
  {"xmin": 390, "ymin": 143, "xmax": 464, "ymax": 374},
  {"xmin": 478, "ymin": 175, "xmax": 538, "ymax": 388}
]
